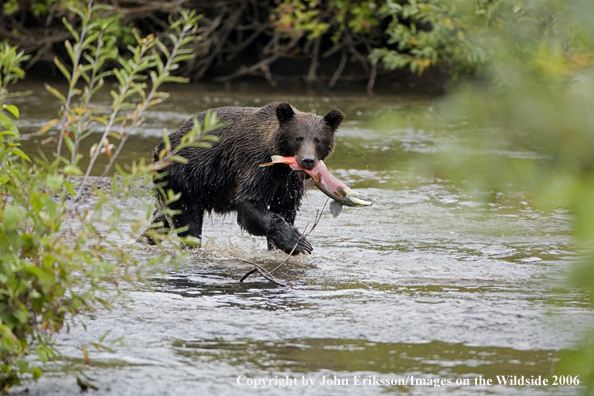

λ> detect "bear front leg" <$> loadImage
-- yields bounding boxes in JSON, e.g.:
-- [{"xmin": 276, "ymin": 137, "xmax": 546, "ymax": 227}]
[
  {"xmin": 267, "ymin": 215, "xmax": 313, "ymax": 255},
  {"xmin": 268, "ymin": 174, "xmax": 304, "ymax": 251},
  {"xmin": 236, "ymin": 199, "xmax": 312, "ymax": 255}
]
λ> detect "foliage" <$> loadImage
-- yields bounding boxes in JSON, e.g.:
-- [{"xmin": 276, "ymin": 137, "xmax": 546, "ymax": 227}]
[
  {"xmin": 272, "ymin": 0, "xmax": 329, "ymax": 39},
  {"xmin": 0, "ymin": 0, "xmax": 509, "ymax": 88},
  {"xmin": 0, "ymin": 43, "xmax": 30, "ymax": 104},
  {"xmin": 271, "ymin": 0, "xmax": 379, "ymax": 41},
  {"xmin": 0, "ymin": 3, "xmax": 218, "ymax": 390},
  {"xmin": 272, "ymin": 0, "xmax": 502, "ymax": 77},
  {"xmin": 0, "ymin": 109, "xmax": 141, "ymax": 390},
  {"xmin": 371, "ymin": 0, "xmax": 484, "ymax": 75},
  {"xmin": 424, "ymin": 0, "xmax": 594, "ymax": 390},
  {"xmin": 42, "ymin": 2, "xmax": 202, "ymax": 185},
  {"xmin": 3, "ymin": 0, "xmax": 86, "ymax": 17}
]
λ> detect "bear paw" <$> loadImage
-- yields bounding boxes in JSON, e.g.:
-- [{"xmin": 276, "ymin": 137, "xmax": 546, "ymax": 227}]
[{"xmin": 268, "ymin": 217, "xmax": 313, "ymax": 255}]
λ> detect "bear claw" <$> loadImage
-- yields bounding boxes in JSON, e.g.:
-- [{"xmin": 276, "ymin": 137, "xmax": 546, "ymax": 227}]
[
  {"xmin": 267, "ymin": 217, "xmax": 313, "ymax": 255},
  {"xmin": 294, "ymin": 237, "xmax": 313, "ymax": 255}
]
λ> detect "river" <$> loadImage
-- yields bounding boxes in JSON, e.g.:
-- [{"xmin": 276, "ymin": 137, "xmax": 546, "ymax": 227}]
[{"xmin": 11, "ymin": 80, "xmax": 591, "ymax": 395}]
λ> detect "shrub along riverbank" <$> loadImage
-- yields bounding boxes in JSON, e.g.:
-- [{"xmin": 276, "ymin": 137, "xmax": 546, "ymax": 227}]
[
  {"xmin": 1, "ymin": 0, "xmax": 506, "ymax": 92},
  {"xmin": 0, "ymin": 4, "xmax": 220, "ymax": 390}
]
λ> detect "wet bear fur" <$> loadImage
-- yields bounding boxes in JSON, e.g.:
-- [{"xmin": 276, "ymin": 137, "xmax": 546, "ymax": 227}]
[{"xmin": 147, "ymin": 102, "xmax": 344, "ymax": 254}]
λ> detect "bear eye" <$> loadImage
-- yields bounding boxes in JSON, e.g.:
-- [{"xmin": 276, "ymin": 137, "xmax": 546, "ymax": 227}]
[
  {"xmin": 296, "ymin": 137, "xmax": 304, "ymax": 142},
  {"xmin": 314, "ymin": 138, "xmax": 321, "ymax": 144}
]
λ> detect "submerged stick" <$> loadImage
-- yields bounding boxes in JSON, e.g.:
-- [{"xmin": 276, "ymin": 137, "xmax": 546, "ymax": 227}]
[
  {"xmin": 240, "ymin": 260, "xmax": 286, "ymax": 287},
  {"xmin": 239, "ymin": 199, "xmax": 328, "ymax": 285},
  {"xmin": 239, "ymin": 268, "xmax": 258, "ymax": 282}
]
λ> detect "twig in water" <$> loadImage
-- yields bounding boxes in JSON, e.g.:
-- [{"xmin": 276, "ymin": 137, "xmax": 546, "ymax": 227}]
[
  {"xmin": 240, "ymin": 260, "xmax": 286, "ymax": 287},
  {"xmin": 240, "ymin": 198, "xmax": 329, "ymax": 285},
  {"xmin": 239, "ymin": 268, "xmax": 258, "ymax": 283}
]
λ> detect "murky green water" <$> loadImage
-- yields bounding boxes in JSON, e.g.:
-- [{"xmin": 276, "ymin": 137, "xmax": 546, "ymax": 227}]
[{"xmin": 12, "ymin": 80, "xmax": 591, "ymax": 395}]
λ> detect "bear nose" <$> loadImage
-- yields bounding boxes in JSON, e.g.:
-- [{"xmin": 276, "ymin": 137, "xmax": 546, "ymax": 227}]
[{"xmin": 301, "ymin": 156, "xmax": 316, "ymax": 170}]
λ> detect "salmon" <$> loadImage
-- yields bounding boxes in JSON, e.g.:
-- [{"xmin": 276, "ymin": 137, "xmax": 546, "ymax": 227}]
[{"xmin": 260, "ymin": 155, "xmax": 373, "ymax": 217}]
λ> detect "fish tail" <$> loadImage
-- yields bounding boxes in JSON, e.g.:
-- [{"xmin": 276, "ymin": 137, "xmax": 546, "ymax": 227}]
[{"xmin": 260, "ymin": 155, "xmax": 292, "ymax": 167}]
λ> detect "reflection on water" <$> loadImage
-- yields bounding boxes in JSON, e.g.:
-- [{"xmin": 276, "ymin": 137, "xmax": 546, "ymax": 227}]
[
  {"xmin": 172, "ymin": 338, "xmax": 557, "ymax": 382},
  {"xmin": 11, "ymin": 80, "xmax": 591, "ymax": 395}
]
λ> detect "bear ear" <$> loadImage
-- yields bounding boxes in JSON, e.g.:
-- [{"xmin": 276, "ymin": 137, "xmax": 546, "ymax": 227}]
[
  {"xmin": 276, "ymin": 102, "xmax": 295, "ymax": 124},
  {"xmin": 324, "ymin": 109, "xmax": 344, "ymax": 130}
]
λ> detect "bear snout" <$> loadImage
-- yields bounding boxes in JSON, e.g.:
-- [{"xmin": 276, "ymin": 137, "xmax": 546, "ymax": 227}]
[{"xmin": 299, "ymin": 155, "xmax": 316, "ymax": 170}]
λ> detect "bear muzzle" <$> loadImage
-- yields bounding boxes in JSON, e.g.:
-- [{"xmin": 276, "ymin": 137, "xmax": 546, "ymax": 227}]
[{"xmin": 300, "ymin": 155, "xmax": 316, "ymax": 170}]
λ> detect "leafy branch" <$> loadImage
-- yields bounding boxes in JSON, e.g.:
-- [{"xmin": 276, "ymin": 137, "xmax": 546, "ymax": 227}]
[{"xmin": 100, "ymin": 10, "xmax": 202, "ymax": 177}]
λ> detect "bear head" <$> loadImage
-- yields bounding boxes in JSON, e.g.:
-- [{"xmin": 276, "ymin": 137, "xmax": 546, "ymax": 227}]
[{"xmin": 274, "ymin": 102, "xmax": 344, "ymax": 170}]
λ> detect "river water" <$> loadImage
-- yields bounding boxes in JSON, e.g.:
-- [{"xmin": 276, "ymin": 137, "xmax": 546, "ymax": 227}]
[{"xmin": 12, "ymin": 80, "xmax": 591, "ymax": 395}]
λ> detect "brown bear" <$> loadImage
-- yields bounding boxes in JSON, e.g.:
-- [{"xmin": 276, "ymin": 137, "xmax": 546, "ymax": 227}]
[{"xmin": 145, "ymin": 102, "xmax": 344, "ymax": 254}]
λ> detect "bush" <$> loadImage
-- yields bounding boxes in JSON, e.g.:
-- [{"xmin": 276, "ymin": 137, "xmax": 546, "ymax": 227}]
[
  {"xmin": 424, "ymin": 0, "xmax": 594, "ymax": 389},
  {"xmin": 370, "ymin": 0, "xmax": 498, "ymax": 76},
  {"xmin": 0, "ymin": 0, "xmax": 509, "ymax": 88},
  {"xmin": 0, "ymin": 3, "xmax": 217, "ymax": 390}
]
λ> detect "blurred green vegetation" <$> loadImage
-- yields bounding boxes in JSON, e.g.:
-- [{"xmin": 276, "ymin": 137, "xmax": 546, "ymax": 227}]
[{"xmin": 422, "ymin": 0, "xmax": 594, "ymax": 388}]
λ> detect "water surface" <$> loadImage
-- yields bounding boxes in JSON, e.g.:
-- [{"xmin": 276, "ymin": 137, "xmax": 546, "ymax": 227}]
[{"xmin": 12, "ymin": 80, "xmax": 589, "ymax": 395}]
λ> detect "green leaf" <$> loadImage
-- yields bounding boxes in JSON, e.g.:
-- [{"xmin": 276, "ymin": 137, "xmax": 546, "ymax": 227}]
[
  {"xmin": 169, "ymin": 155, "xmax": 189, "ymax": 164},
  {"xmin": 180, "ymin": 36, "xmax": 199, "ymax": 47},
  {"xmin": 149, "ymin": 70, "xmax": 158, "ymax": 84},
  {"xmin": 41, "ymin": 197, "xmax": 58, "ymax": 222},
  {"xmin": 64, "ymin": 134, "xmax": 75, "ymax": 155},
  {"xmin": 3, "ymin": 205, "xmax": 26, "ymax": 231},
  {"xmin": 44, "ymin": 83, "xmax": 66, "ymax": 102},
  {"xmin": 182, "ymin": 236, "xmax": 201, "ymax": 248},
  {"xmin": 3, "ymin": 104, "xmax": 19, "ymax": 118},
  {"xmin": 62, "ymin": 17, "xmax": 80, "ymax": 42},
  {"xmin": 82, "ymin": 31, "xmax": 100, "ymax": 51},
  {"xmin": 64, "ymin": 164, "xmax": 84, "ymax": 176},
  {"xmin": 82, "ymin": 345, "xmax": 90, "ymax": 365},
  {"xmin": 64, "ymin": 40, "xmax": 75, "ymax": 64},
  {"xmin": 54, "ymin": 57, "xmax": 72, "ymax": 81},
  {"xmin": 36, "ymin": 346, "xmax": 49, "ymax": 363},
  {"xmin": 167, "ymin": 33, "xmax": 178, "ymax": 44},
  {"xmin": 32, "ymin": 366, "xmax": 43, "ymax": 380},
  {"xmin": 99, "ymin": 330, "xmax": 112, "ymax": 343},
  {"xmin": 18, "ymin": 359, "xmax": 29, "ymax": 373},
  {"xmin": 11, "ymin": 148, "xmax": 30, "ymax": 161},
  {"xmin": 162, "ymin": 129, "xmax": 172, "ymax": 153},
  {"xmin": 163, "ymin": 76, "xmax": 190, "ymax": 84},
  {"xmin": 172, "ymin": 54, "xmax": 194, "ymax": 64},
  {"xmin": 155, "ymin": 40, "xmax": 171, "ymax": 58},
  {"xmin": 67, "ymin": 5, "xmax": 85, "ymax": 19},
  {"xmin": 25, "ymin": 266, "xmax": 56, "ymax": 291},
  {"xmin": 201, "ymin": 135, "xmax": 220, "ymax": 142},
  {"xmin": 46, "ymin": 174, "xmax": 64, "ymax": 191},
  {"xmin": 3, "ymin": 0, "xmax": 18, "ymax": 15}
]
